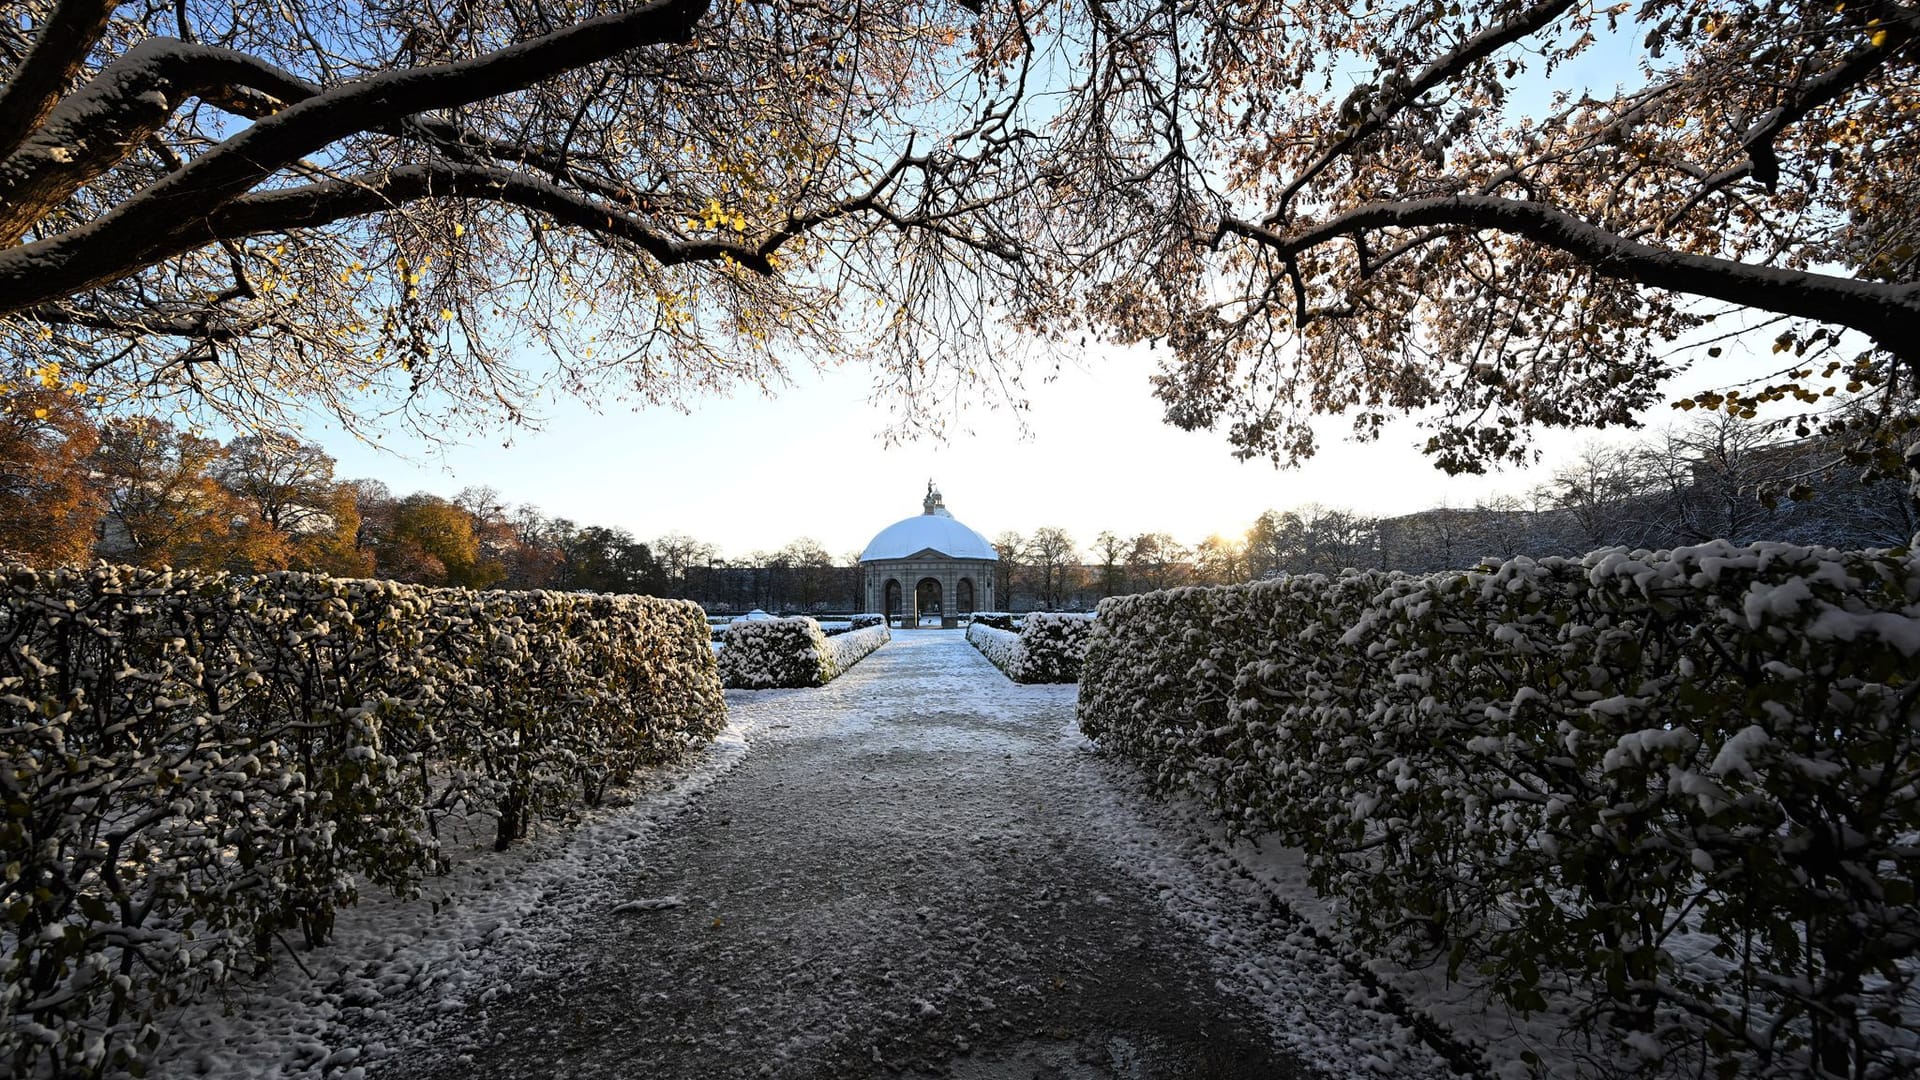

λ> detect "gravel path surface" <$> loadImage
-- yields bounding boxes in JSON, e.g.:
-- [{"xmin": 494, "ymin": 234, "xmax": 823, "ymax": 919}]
[
  {"xmin": 173, "ymin": 630, "xmax": 1457, "ymax": 1079},
  {"xmin": 395, "ymin": 631, "xmax": 1305, "ymax": 1079}
]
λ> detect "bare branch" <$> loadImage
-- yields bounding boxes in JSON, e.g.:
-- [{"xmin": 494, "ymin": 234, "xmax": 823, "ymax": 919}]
[
  {"xmin": 1219, "ymin": 196, "xmax": 1920, "ymax": 360},
  {"xmin": 1266, "ymin": 0, "xmax": 1578, "ymax": 226}
]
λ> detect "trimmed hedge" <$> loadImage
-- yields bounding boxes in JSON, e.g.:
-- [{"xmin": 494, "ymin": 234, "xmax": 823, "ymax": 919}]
[
  {"xmin": 967, "ymin": 613, "xmax": 1094, "ymax": 683},
  {"xmin": 718, "ymin": 617, "xmax": 889, "ymax": 688},
  {"xmin": 1018, "ymin": 613, "xmax": 1095, "ymax": 682},
  {"xmin": 1077, "ymin": 543, "xmax": 1920, "ymax": 1078},
  {"xmin": 966, "ymin": 621, "xmax": 1024, "ymax": 677},
  {"xmin": 0, "ymin": 565, "xmax": 723, "ymax": 1078},
  {"xmin": 827, "ymin": 623, "xmax": 890, "ymax": 674}
]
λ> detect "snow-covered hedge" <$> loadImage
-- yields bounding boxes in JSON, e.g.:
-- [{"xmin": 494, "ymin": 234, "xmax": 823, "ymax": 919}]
[
  {"xmin": 719, "ymin": 616, "xmax": 887, "ymax": 688},
  {"xmin": 966, "ymin": 621, "xmax": 1024, "ymax": 677},
  {"xmin": 968, "ymin": 613, "xmax": 1094, "ymax": 682},
  {"xmin": 1017, "ymin": 612, "xmax": 1095, "ymax": 682},
  {"xmin": 850, "ymin": 613, "xmax": 885, "ymax": 630},
  {"xmin": 969, "ymin": 611, "xmax": 1016, "ymax": 630},
  {"xmin": 827, "ymin": 623, "xmax": 890, "ymax": 673},
  {"xmin": 0, "ymin": 565, "xmax": 723, "ymax": 1078},
  {"xmin": 1078, "ymin": 543, "xmax": 1920, "ymax": 1078}
]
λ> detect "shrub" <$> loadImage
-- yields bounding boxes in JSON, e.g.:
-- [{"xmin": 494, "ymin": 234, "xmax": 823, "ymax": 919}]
[
  {"xmin": 1016, "ymin": 612, "xmax": 1094, "ymax": 682},
  {"xmin": 850, "ymin": 613, "xmax": 885, "ymax": 630},
  {"xmin": 969, "ymin": 611, "xmax": 1015, "ymax": 630},
  {"xmin": 967, "ymin": 621, "xmax": 1024, "ymax": 678},
  {"xmin": 719, "ymin": 616, "xmax": 888, "ymax": 688},
  {"xmin": 827, "ymin": 624, "xmax": 890, "ymax": 673},
  {"xmin": 969, "ymin": 613, "xmax": 1094, "ymax": 682},
  {"xmin": 0, "ymin": 565, "xmax": 723, "ymax": 1078},
  {"xmin": 1077, "ymin": 544, "xmax": 1920, "ymax": 1078}
]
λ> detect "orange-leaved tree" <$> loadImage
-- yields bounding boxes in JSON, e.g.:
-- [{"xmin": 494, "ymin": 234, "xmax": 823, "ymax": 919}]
[
  {"xmin": 0, "ymin": 386, "xmax": 102, "ymax": 565},
  {"xmin": 90, "ymin": 416, "xmax": 287, "ymax": 569}
]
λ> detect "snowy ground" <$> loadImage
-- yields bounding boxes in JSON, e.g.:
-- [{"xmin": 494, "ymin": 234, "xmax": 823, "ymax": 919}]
[{"xmin": 154, "ymin": 632, "xmax": 1470, "ymax": 1079}]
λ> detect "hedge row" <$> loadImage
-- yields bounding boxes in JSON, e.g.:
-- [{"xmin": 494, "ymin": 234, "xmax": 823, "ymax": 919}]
[
  {"xmin": 1077, "ymin": 542, "xmax": 1920, "ymax": 1078},
  {"xmin": 718, "ymin": 617, "xmax": 889, "ymax": 688},
  {"xmin": 965, "ymin": 621, "xmax": 1023, "ymax": 676},
  {"xmin": 1, "ymin": 564, "xmax": 724, "ymax": 1078},
  {"xmin": 827, "ymin": 624, "xmax": 891, "ymax": 675},
  {"xmin": 966, "ymin": 613, "xmax": 1094, "ymax": 683}
]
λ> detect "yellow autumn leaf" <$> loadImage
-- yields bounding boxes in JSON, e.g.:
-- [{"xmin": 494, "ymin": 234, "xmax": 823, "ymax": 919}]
[{"xmin": 441, "ymin": 308, "xmax": 455, "ymax": 320}]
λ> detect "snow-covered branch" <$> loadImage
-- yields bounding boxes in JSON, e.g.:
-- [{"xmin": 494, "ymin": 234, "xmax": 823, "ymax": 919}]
[
  {"xmin": 1218, "ymin": 196, "xmax": 1920, "ymax": 361},
  {"xmin": 0, "ymin": 38, "xmax": 316, "ymax": 245},
  {"xmin": 1267, "ymin": 0, "xmax": 1579, "ymax": 224},
  {"xmin": 0, "ymin": 0, "xmax": 116, "ymax": 161},
  {"xmin": 0, "ymin": 0, "xmax": 711, "ymax": 310}
]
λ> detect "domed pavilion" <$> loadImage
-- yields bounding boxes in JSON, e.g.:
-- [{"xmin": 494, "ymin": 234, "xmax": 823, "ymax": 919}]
[{"xmin": 861, "ymin": 482, "xmax": 998, "ymax": 627}]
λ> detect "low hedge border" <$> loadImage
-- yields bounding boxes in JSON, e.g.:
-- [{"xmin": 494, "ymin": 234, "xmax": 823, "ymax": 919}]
[
  {"xmin": 718, "ymin": 616, "xmax": 889, "ymax": 688},
  {"xmin": 826, "ymin": 623, "xmax": 890, "ymax": 675}
]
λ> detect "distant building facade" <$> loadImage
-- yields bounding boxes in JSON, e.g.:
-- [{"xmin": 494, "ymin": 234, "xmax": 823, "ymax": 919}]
[{"xmin": 860, "ymin": 483, "xmax": 998, "ymax": 625}]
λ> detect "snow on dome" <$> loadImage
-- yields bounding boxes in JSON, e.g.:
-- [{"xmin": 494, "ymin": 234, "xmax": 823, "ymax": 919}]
[{"xmin": 859, "ymin": 483, "xmax": 999, "ymax": 562}]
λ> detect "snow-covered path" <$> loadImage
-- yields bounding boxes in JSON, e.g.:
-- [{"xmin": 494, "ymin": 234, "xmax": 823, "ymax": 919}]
[{"xmin": 168, "ymin": 631, "xmax": 1460, "ymax": 1079}]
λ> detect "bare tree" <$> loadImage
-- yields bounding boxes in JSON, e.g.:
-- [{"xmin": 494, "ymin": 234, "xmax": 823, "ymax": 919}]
[
  {"xmin": 1124, "ymin": 531, "xmax": 1191, "ymax": 591},
  {"xmin": 1026, "ymin": 526, "xmax": 1080, "ymax": 609},
  {"xmin": 653, "ymin": 531, "xmax": 718, "ymax": 598},
  {"xmin": 992, "ymin": 529, "xmax": 1026, "ymax": 609},
  {"xmin": 212, "ymin": 432, "xmax": 341, "ymax": 534},
  {"xmin": 1549, "ymin": 442, "xmax": 1654, "ymax": 549},
  {"xmin": 1191, "ymin": 534, "xmax": 1246, "ymax": 585},
  {"xmin": 1092, "ymin": 530, "xmax": 1129, "ymax": 598},
  {"xmin": 778, "ymin": 536, "xmax": 835, "ymax": 612}
]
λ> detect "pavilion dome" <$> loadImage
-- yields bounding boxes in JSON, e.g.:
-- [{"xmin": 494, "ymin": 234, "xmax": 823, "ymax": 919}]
[{"xmin": 860, "ymin": 484, "xmax": 999, "ymax": 562}]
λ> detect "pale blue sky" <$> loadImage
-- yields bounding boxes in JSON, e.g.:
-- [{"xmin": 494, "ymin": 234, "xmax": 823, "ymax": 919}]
[
  {"xmin": 310, "ymin": 340, "xmax": 1736, "ymax": 559},
  {"xmin": 298, "ymin": 17, "xmax": 1769, "ymax": 560}
]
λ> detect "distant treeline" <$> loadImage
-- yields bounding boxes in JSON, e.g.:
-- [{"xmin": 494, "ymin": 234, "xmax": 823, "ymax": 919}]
[
  {"xmin": 6, "ymin": 394, "xmax": 1909, "ymax": 611},
  {"xmin": 994, "ymin": 414, "xmax": 1916, "ymax": 609}
]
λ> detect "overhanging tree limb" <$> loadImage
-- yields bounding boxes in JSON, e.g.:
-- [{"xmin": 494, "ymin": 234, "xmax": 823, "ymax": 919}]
[
  {"xmin": 1265, "ymin": 0, "xmax": 1579, "ymax": 226},
  {"xmin": 0, "ymin": 39, "xmax": 317, "ymax": 244},
  {"xmin": 1218, "ymin": 196, "xmax": 1920, "ymax": 363},
  {"xmin": 0, "ymin": 0, "xmax": 117, "ymax": 161},
  {"xmin": 3, "ymin": 148, "xmax": 976, "ymax": 316},
  {"xmin": 1741, "ymin": 27, "xmax": 1911, "ymax": 192},
  {"xmin": 0, "ymin": 0, "xmax": 712, "ymax": 305}
]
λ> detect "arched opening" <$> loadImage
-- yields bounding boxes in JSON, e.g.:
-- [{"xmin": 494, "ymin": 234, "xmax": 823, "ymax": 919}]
[
  {"xmin": 915, "ymin": 577, "xmax": 943, "ymax": 624},
  {"xmin": 956, "ymin": 577, "xmax": 975, "ymax": 613},
  {"xmin": 883, "ymin": 578, "xmax": 903, "ymax": 623}
]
